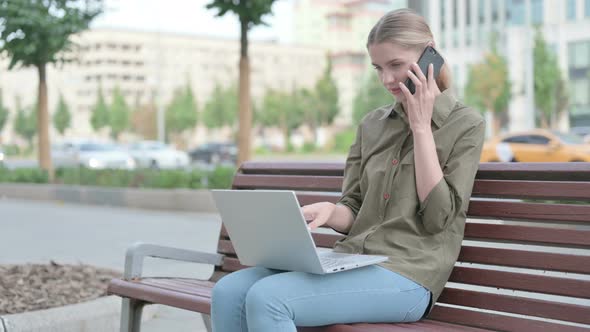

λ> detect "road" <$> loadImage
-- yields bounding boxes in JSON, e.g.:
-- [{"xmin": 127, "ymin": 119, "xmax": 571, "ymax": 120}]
[{"xmin": 0, "ymin": 198, "xmax": 221, "ymax": 331}]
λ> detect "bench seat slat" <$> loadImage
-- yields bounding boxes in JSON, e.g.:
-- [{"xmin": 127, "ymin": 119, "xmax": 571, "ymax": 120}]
[
  {"xmin": 233, "ymin": 174, "xmax": 343, "ymax": 191},
  {"xmin": 299, "ymin": 319, "xmax": 492, "ymax": 332},
  {"xmin": 439, "ymin": 288, "xmax": 590, "ymax": 325},
  {"xmin": 467, "ymin": 201, "xmax": 590, "ymax": 223},
  {"xmin": 107, "ymin": 278, "xmax": 213, "ymax": 314},
  {"xmin": 449, "ymin": 266, "xmax": 590, "ymax": 299},
  {"xmin": 459, "ymin": 246, "xmax": 590, "ymax": 274},
  {"xmin": 472, "ymin": 180, "xmax": 590, "ymax": 201},
  {"xmin": 429, "ymin": 305, "xmax": 588, "ymax": 332}
]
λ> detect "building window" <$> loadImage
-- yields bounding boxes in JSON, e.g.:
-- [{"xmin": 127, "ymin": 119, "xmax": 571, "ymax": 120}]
[
  {"xmin": 571, "ymin": 80, "xmax": 589, "ymax": 107},
  {"xmin": 586, "ymin": 0, "xmax": 590, "ymax": 17},
  {"xmin": 567, "ymin": 0, "xmax": 577, "ymax": 20},
  {"xmin": 492, "ymin": 0, "xmax": 499, "ymax": 22},
  {"xmin": 508, "ymin": 0, "xmax": 525, "ymax": 25},
  {"xmin": 531, "ymin": 0, "xmax": 543, "ymax": 24},
  {"xmin": 441, "ymin": 0, "xmax": 446, "ymax": 30},
  {"xmin": 466, "ymin": 0, "xmax": 471, "ymax": 26},
  {"xmin": 478, "ymin": 0, "xmax": 485, "ymax": 24},
  {"xmin": 569, "ymin": 41, "xmax": 590, "ymax": 69},
  {"xmin": 453, "ymin": 0, "xmax": 459, "ymax": 28}
]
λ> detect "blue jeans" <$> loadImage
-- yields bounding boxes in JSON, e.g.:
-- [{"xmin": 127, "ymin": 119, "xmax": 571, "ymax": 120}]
[{"xmin": 211, "ymin": 265, "xmax": 431, "ymax": 332}]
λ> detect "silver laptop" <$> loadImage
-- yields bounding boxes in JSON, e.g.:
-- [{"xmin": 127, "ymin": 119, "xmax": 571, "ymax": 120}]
[{"xmin": 211, "ymin": 190, "xmax": 388, "ymax": 274}]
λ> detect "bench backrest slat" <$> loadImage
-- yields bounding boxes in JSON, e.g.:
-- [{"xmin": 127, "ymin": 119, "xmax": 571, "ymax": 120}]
[
  {"xmin": 472, "ymin": 180, "xmax": 590, "ymax": 201},
  {"xmin": 467, "ymin": 201, "xmax": 590, "ymax": 223},
  {"xmin": 220, "ymin": 161, "xmax": 590, "ymax": 330},
  {"xmin": 233, "ymin": 174, "xmax": 342, "ymax": 191},
  {"xmin": 458, "ymin": 245, "xmax": 590, "ymax": 274},
  {"xmin": 464, "ymin": 223, "xmax": 590, "ymax": 247},
  {"xmin": 449, "ymin": 266, "xmax": 590, "ymax": 299}
]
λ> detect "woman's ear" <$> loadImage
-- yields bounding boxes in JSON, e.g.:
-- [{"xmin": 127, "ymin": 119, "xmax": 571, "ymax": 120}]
[{"xmin": 428, "ymin": 41, "xmax": 435, "ymax": 48}]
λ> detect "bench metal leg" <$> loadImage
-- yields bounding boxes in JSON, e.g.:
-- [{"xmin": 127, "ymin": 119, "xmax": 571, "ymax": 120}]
[
  {"xmin": 202, "ymin": 314, "xmax": 212, "ymax": 332},
  {"xmin": 120, "ymin": 298, "xmax": 145, "ymax": 332}
]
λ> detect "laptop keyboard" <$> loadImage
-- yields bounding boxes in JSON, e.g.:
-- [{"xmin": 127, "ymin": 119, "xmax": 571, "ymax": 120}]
[{"xmin": 320, "ymin": 256, "xmax": 345, "ymax": 270}]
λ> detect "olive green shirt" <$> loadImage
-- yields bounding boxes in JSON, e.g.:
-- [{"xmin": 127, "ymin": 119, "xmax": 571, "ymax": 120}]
[{"xmin": 334, "ymin": 89, "xmax": 485, "ymax": 311}]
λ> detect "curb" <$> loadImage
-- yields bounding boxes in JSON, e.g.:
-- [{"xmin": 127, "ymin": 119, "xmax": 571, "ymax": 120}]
[
  {"xmin": 0, "ymin": 295, "xmax": 156, "ymax": 332},
  {"xmin": 0, "ymin": 183, "xmax": 218, "ymax": 213}
]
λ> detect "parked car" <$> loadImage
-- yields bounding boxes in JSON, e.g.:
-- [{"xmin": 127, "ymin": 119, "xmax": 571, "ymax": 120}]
[
  {"xmin": 480, "ymin": 129, "xmax": 590, "ymax": 162},
  {"xmin": 0, "ymin": 147, "xmax": 4, "ymax": 167},
  {"xmin": 52, "ymin": 141, "xmax": 136, "ymax": 170},
  {"xmin": 571, "ymin": 126, "xmax": 590, "ymax": 144},
  {"xmin": 188, "ymin": 142, "xmax": 237, "ymax": 165},
  {"xmin": 127, "ymin": 141, "xmax": 190, "ymax": 169}
]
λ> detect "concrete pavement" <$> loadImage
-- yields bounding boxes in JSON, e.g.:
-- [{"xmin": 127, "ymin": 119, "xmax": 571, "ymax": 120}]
[{"xmin": 0, "ymin": 197, "xmax": 222, "ymax": 331}]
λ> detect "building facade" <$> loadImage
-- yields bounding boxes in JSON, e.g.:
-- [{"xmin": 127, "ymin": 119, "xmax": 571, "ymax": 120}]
[
  {"xmin": 0, "ymin": 28, "xmax": 326, "ymax": 145},
  {"xmin": 293, "ymin": 0, "xmax": 406, "ymax": 125},
  {"xmin": 410, "ymin": 0, "xmax": 590, "ymax": 132}
]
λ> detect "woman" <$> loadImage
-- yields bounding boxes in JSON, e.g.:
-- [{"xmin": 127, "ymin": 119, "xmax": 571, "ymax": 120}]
[{"xmin": 211, "ymin": 8, "xmax": 485, "ymax": 331}]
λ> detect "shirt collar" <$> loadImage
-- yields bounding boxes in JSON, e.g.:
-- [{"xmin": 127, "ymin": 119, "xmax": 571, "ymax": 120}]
[{"xmin": 378, "ymin": 89, "xmax": 456, "ymax": 128}]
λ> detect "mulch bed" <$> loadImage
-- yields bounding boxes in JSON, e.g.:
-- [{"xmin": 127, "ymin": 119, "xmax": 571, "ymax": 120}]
[{"xmin": 0, "ymin": 261, "xmax": 122, "ymax": 315}]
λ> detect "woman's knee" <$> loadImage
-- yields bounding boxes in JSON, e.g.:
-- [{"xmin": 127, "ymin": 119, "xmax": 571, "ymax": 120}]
[
  {"xmin": 244, "ymin": 279, "xmax": 291, "ymax": 320},
  {"xmin": 212, "ymin": 267, "xmax": 272, "ymax": 304}
]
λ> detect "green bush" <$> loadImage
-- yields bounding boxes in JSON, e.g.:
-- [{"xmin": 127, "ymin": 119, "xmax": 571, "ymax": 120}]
[
  {"xmin": 301, "ymin": 142, "xmax": 316, "ymax": 153},
  {"xmin": 207, "ymin": 166, "xmax": 236, "ymax": 189},
  {"xmin": 2, "ymin": 144, "xmax": 21, "ymax": 156},
  {"xmin": 331, "ymin": 128, "xmax": 356, "ymax": 153},
  {"xmin": 0, "ymin": 167, "xmax": 48, "ymax": 183},
  {"xmin": 1, "ymin": 166, "xmax": 236, "ymax": 190}
]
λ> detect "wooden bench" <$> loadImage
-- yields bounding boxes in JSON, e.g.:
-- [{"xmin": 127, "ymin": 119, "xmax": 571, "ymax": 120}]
[{"xmin": 108, "ymin": 161, "xmax": 590, "ymax": 332}]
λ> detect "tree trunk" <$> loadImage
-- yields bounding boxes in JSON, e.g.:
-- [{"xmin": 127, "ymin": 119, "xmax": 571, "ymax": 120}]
[
  {"xmin": 540, "ymin": 115, "xmax": 549, "ymax": 129},
  {"xmin": 487, "ymin": 106, "xmax": 500, "ymax": 137},
  {"xmin": 37, "ymin": 63, "xmax": 53, "ymax": 181},
  {"xmin": 237, "ymin": 19, "xmax": 251, "ymax": 166}
]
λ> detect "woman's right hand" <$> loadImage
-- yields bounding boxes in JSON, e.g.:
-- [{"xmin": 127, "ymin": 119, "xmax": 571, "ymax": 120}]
[{"xmin": 301, "ymin": 202, "xmax": 336, "ymax": 230}]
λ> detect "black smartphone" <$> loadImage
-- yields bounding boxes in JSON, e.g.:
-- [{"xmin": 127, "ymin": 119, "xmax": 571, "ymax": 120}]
[{"xmin": 405, "ymin": 46, "xmax": 445, "ymax": 94}]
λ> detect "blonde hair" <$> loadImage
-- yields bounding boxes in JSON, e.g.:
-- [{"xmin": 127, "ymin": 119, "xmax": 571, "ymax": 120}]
[{"xmin": 367, "ymin": 8, "xmax": 451, "ymax": 91}]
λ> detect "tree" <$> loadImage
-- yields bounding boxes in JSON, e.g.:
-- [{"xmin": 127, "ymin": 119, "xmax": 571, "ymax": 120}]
[
  {"xmin": 0, "ymin": 0, "xmax": 102, "ymax": 176},
  {"xmin": 53, "ymin": 93, "xmax": 71, "ymax": 135},
  {"xmin": 14, "ymin": 98, "xmax": 37, "ymax": 148},
  {"xmin": 305, "ymin": 57, "xmax": 340, "ymax": 144},
  {"xmin": 533, "ymin": 29, "xmax": 567, "ymax": 129},
  {"xmin": 203, "ymin": 83, "xmax": 238, "ymax": 130},
  {"xmin": 0, "ymin": 89, "xmax": 8, "ymax": 137},
  {"xmin": 90, "ymin": 86, "xmax": 110, "ymax": 131},
  {"xmin": 352, "ymin": 71, "xmax": 394, "ymax": 125},
  {"xmin": 131, "ymin": 94, "xmax": 158, "ymax": 140},
  {"xmin": 257, "ymin": 88, "xmax": 304, "ymax": 150},
  {"xmin": 314, "ymin": 57, "xmax": 340, "ymax": 127},
  {"xmin": 464, "ymin": 38, "xmax": 511, "ymax": 136},
  {"xmin": 109, "ymin": 87, "xmax": 130, "ymax": 140},
  {"xmin": 207, "ymin": 0, "xmax": 278, "ymax": 165},
  {"xmin": 166, "ymin": 81, "xmax": 198, "ymax": 142}
]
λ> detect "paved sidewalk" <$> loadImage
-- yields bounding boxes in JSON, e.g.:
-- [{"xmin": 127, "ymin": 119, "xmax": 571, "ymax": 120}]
[{"xmin": 0, "ymin": 197, "xmax": 222, "ymax": 331}]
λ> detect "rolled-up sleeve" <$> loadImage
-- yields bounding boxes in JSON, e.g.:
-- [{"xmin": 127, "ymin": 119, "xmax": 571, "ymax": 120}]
[
  {"xmin": 337, "ymin": 124, "xmax": 363, "ymax": 219},
  {"xmin": 418, "ymin": 119, "xmax": 485, "ymax": 234}
]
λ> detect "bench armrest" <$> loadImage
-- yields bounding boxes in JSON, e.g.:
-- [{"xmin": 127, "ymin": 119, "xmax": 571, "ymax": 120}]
[{"xmin": 123, "ymin": 242, "xmax": 224, "ymax": 279}]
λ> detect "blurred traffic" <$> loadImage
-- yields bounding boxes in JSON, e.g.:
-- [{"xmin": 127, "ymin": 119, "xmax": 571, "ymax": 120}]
[{"xmin": 480, "ymin": 129, "xmax": 590, "ymax": 162}]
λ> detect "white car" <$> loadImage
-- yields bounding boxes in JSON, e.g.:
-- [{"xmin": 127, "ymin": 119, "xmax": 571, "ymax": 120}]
[
  {"xmin": 52, "ymin": 141, "xmax": 136, "ymax": 170},
  {"xmin": 127, "ymin": 141, "xmax": 190, "ymax": 169}
]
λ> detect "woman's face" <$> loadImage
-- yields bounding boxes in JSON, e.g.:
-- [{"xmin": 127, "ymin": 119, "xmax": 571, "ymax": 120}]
[{"xmin": 368, "ymin": 42, "xmax": 422, "ymax": 103}]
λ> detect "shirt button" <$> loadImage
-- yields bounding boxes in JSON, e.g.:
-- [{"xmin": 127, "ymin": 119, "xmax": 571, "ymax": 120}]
[
  {"xmin": 383, "ymin": 193, "xmax": 390, "ymax": 200},
  {"xmin": 392, "ymin": 159, "xmax": 399, "ymax": 165}
]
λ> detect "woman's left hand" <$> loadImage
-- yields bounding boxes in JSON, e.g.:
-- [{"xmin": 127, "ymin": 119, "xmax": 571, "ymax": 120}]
[{"xmin": 399, "ymin": 63, "xmax": 441, "ymax": 133}]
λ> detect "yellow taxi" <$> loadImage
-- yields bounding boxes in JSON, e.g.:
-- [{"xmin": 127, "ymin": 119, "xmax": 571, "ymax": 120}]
[{"xmin": 480, "ymin": 129, "xmax": 590, "ymax": 162}]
